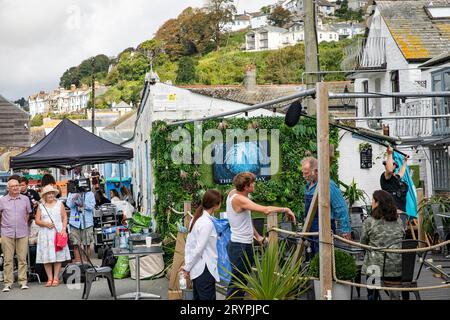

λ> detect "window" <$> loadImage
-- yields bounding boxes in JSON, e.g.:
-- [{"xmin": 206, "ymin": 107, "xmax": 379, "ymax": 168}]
[
  {"xmin": 431, "ymin": 68, "xmax": 450, "ymax": 134},
  {"xmin": 424, "ymin": 6, "xmax": 450, "ymax": 19},
  {"xmin": 363, "ymin": 80, "xmax": 369, "ymax": 116},
  {"xmin": 391, "ymin": 70, "xmax": 400, "ymax": 112},
  {"xmin": 430, "ymin": 147, "xmax": 450, "ymax": 191}
]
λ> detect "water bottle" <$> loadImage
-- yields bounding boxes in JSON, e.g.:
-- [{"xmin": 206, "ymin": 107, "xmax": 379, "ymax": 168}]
[
  {"xmin": 119, "ymin": 231, "xmax": 127, "ymax": 249},
  {"xmin": 179, "ymin": 271, "xmax": 187, "ymax": 290}
]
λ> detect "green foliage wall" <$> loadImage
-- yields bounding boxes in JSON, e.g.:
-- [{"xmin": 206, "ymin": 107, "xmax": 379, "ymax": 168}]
[{"xmin": 151, "ymin": 116, "xmax": 340, "ymax": 249}]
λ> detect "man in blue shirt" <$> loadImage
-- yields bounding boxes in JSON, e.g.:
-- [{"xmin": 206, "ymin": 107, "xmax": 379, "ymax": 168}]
[
  {"xmin": 301, "ymin": 157, "xmax": 351, "ymax": 255},
  {"xmin": 66, "ymin": 190, "xmax": 96, "ymax": 263}
]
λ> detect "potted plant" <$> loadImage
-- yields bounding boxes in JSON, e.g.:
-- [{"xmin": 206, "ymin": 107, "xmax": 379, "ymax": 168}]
[
  {"xmin": 308, "ymin": 250, "xmax": 357, "ymax": 300},
  {"xmin": 419, "ymin": 195, "xmax": 450, "ymax": 247},
  {"xmin": 341, "ymin": 179, "xmax": 369, "ymax": 213},
  {"xmin": 226, "ymin": 243, "xmax": 310, "ymax": 300}
]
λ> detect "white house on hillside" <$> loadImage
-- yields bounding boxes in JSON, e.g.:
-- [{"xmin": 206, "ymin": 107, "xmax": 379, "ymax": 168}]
[
  {"xmin": 249, "ymin": 12, "xmax": 269, "ymax": 29},
  {"xmin": 225, "ymin": 13, "xmax": 252, "ymax": 32},
  {"xmin": 340, "ymin": 0, "xmax": 450, "ymax": 197}
]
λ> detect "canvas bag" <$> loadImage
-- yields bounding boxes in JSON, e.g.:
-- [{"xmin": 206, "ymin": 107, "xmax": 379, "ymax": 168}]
[{"xmin": 129, "ymin": 242, "xmax": 165, "ymax": 280}]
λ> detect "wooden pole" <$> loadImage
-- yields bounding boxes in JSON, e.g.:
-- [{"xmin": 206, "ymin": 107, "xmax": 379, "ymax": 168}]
[
  {"xmin": 304, "ymin": 0, "xmax": 320, "ymax": 116},
  {"xmin": 317, "ymin": 82, "xmax": 333, "ymax": 300},
  {"xmin": 267, "ymin": 212, "xmax": 278, "ymax": 251},
  {"xmin": 417, "ymin": 188, "xmax": 425, "ymax": 247},
  {"xmin": 293, "ymin": 189, "xmax": 318, "ymax": 263},
  {"xmin": 168, "ymin": 201, "xmax": 192, "ymax": 299}
]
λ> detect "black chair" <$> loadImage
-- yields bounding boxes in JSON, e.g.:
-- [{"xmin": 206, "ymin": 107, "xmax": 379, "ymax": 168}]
[
  {"xmin": 432, "ymin": 204, "xmax": 450, "ymax": 258},
  {"xmin": 381, "ymin": 239, "xmax": 429, "ymax": 300},
  {"xmin": 252, "ymin": 218, "xmax": 265, "ymax": 244},
  {"xmin": 79, "ymin": 247, "xmax": 116, "ymax": 300}
]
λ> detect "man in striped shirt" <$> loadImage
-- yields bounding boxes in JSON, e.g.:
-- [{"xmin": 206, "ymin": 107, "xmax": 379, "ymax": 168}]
[{"xmin": 301, "ymin": 157, "xmax": 351, "ymax": 255}]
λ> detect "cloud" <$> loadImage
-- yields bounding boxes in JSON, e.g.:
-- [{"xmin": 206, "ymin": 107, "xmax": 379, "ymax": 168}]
[{"xmin": 0, "ymin": 0, "xmax": 273, "ymax": 101}]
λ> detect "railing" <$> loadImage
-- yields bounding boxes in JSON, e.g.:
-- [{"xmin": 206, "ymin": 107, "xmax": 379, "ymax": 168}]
[
  {"xmin": 341, "ymin": 37, "xmax": 386, "ymax": 71},
  {"xmin": 392, "ymin": 98, "xmax": 433, "ymax": 138}
]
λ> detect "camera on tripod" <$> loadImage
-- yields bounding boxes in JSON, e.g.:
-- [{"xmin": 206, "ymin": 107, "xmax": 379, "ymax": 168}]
[{"xmin": 67, "ymin": 179, "xmax": 92, "ymax": 193}]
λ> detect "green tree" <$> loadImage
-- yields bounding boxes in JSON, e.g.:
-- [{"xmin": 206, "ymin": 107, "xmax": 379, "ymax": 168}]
[
  {"xmin": 268, "ymin": 5, "xmax": 292, "ymax": 28},
  {"xmin": 261, "ymin": 5, "xmax": 271, "ymax": 14},
  {"xmin": 205, "ymin": 0, "xmax": 236, "ymax": 50},
  {"xmin": 264, "ymin": 44, "xmax": 305, "ymax": 83},
  {"xmin": 60, "ymin": 67, "xmax": 81, "ymax": 89},
  {"xmin": 30, "ymin": 114, "xmax": 43, "ymax": 127},
  {"xmin": 176, "ymin": 57, "xmax": 197, "ymax": 84}
]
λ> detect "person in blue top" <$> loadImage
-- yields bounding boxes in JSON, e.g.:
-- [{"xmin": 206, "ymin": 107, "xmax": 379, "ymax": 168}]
[
  {"xmin": 66, "ymin": 190, "xmax": 96, "ymax": 263},
  {"xmin": 301, "ymin": 157, "xmax": 351, "ymax": 255}
]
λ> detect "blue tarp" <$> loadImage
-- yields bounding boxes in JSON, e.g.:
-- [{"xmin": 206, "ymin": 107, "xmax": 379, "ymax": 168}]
[
  {"xmin": 210, "ymin": 217, "xmax": 232, "ymax": 284},
  {"xmin": 393, "ymin": 152, "xmax": 417, "ymax": 218}
]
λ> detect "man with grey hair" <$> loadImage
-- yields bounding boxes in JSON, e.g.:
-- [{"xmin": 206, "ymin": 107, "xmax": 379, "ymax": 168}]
[
  {"xmin": 301, "ymin": 156, "xmax": 351, "ymax": 255},
  {"xmin": 0, "ymin": 178, "xmax": 32, "ymax": 292}
]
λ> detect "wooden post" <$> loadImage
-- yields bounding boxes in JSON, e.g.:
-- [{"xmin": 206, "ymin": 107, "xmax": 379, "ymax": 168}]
[
  {"xmin": 304, "ymin": 0, "xmax": 320, "ymax": 116},
  {"xmin": 168, "ymin": 201, "xmax": 192, "ymax": 299},
  {"xmin": 293, "ymin": 189, "xmax": 318, "ymax": 263},
  {"xmin": 417, "ymin": 188, "xmax": 425, "ymax": 247},
  {"xmin": 317, "ymin": 82, "xmax": 333, "ymax": 300},
  {"xmin": 267, "ymin": 212, "xmax": 279, "ymax": 251}
]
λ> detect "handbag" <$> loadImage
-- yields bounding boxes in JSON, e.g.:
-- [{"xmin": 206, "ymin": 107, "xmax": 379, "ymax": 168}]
[{"xmin": 42, "ymin": 204, "xmax": 68, "ymax": 252}]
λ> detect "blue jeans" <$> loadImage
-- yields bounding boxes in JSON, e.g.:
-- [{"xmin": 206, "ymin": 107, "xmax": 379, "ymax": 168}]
[{"xmin": 226, "ymin": 241, "xmax": 254, "ymax": 299}]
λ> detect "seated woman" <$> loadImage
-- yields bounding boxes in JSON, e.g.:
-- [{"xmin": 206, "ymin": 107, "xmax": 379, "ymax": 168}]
[
  {"xmin": 95, "ymin": 189, "xmax": 111, "ymax": 207},
  {"xmin": 110, "ymin": 189, "xmax": 132, "ymax": 225},
  {"xmin": 361, "ymin": 190, "xmax": 405, "ymax": 300}
]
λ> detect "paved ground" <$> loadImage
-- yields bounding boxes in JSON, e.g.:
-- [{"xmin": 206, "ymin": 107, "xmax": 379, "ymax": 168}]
[{"xmin": 0, "ymin": 257, "xmax": 169, "ymax": 301}]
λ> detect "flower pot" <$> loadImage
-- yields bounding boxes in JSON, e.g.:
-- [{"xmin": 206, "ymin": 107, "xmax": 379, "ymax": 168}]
[{"xmin": 313, "ymin": 280, "xmax": 352, "ymax": 300}]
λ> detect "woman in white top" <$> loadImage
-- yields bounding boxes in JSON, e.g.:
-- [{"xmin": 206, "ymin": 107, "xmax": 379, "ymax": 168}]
[
  {"xmin": 226, "ymin": 172, "xmax": 296, "ymax": 299},
  {"xmin": 181, "ymin": 190, "xmax": 222, "ymax": 300},
  {"xmin": 35, "ymin": 185, "xmax": 71, "ymax": 287}
]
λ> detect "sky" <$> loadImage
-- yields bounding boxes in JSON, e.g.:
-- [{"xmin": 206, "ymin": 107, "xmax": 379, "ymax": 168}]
[{"xmin": 0, "ymin": 0, "xmax": 275, "ymax": 101}]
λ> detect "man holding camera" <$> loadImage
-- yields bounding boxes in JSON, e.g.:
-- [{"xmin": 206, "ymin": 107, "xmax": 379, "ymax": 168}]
[
  {"xmin": 66, "ymin": 185, "xmax": 96, "ymax": 263},
  {"xmin": 380, "ymin": 147, "xmax": 409, "ymax": 225},
  {"xmin": 19, "ymin": 177, "xmax": 40, "ymax": 221}
]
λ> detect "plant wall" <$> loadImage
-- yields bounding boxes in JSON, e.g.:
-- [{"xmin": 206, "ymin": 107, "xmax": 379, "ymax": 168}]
[{"xmin": 151, "ymin": 116, "xmax": 340, "ymax": 260}]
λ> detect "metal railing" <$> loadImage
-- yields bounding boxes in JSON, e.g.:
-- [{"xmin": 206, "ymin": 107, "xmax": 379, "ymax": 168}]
[
  {"xmin": 392, "ymin": 98, "xmax": 433, "ymax": 138},
  {"xmin": 341, "ymin": 37, "xmax": 386, "ymax": 71}
]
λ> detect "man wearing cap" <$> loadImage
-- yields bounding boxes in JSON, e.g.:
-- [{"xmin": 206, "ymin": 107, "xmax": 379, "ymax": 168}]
[{"xmin": 0, "ymin": 178, "xmax": 32, "ymax": 292}]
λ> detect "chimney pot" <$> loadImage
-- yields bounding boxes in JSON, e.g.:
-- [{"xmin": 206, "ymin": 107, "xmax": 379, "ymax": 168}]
[{"xmin": 244, "ymin": 65, "xmax": 257, "ymax": 92}]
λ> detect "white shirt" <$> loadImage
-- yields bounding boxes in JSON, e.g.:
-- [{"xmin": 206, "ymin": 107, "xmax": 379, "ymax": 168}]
[
  {"xmin": 184, "ymin": 210, "xmax": 220, "ymax": 282},
  {"xmin": 227, "ymin": 193, "xmax": 253, "ymax": 244}
]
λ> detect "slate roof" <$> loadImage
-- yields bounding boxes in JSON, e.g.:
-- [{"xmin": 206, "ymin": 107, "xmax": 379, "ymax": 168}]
[
  {"xmin": 0, "ymin": 95, "xmax": 30, "ymax": 148},
  {"xmin": 182, "ymin": 82, "xmax": 355, "ymax": 110},
  {"xmin": 376, "ymin": 0, "xmax": 450, "ymax": 61},
  {"xmin": 419, "ymin": 50, "xmax": 450, "ymax": 68}
]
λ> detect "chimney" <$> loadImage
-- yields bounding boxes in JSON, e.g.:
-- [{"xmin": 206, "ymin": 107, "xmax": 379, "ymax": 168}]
[{"xmin": 244, "ymin": 65, "xmax": 257, "ymax": 92}]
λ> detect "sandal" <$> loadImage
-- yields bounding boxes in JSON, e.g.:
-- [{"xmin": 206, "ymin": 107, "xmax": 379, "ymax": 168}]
[
  {"xmin": 45, "ymin": 280, "xmax": 53, "ymax": 287},
  {"xmin": 52, "ymin": 279, "xmax": 60, "ymax": 287}
]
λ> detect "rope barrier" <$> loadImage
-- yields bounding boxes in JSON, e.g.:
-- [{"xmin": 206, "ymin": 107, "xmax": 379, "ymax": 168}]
[
  {"xmin": 169, "ymin": 207, "xmax": 193, "ymax": 218},
  {"xmin": 333, "ymin": 235, "xmax": 450, "ymax": 254},
  {"xmin": 270, "ymin": 228, "xmax": 319, "ymax": 237},
  {"xmin": 326, "ymin": 240, "xmax": 450, "ymax": 294}
]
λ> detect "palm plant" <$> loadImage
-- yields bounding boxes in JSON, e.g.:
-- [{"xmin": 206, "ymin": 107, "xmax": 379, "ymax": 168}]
[
  {"xmin": 341, "ymin": 179, "xmax": 368, "ymax": 210},
  {"xmin": 419, "ymin": 195, "xmax": 450, "ymax": 239},
  {"xmin": 226, "ymin": 243, "xmax": 309, "ymax": 300}
]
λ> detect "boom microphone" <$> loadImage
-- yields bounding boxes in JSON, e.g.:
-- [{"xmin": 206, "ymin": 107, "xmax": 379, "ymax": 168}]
[{"xmin": 284, "ymin": 100, "xmax": 303, "ymax": 127}]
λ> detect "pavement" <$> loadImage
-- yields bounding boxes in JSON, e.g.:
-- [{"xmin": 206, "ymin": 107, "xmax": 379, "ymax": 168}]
[{"xmin": 0, "ymin": 258, "xmax": 169, "ymax": 300}]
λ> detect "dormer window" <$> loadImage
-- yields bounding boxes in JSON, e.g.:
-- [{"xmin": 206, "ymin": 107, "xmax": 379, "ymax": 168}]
[{"xmin": 424, "ymin": 5, "xmax": 450, "ymax": 19}]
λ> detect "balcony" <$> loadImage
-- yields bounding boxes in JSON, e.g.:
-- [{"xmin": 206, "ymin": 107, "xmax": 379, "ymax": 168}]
[
  {"xmin": 391, "ymin": 98, "xmax": 433, "ymax": 138},
  {"xmin": 341, "ymin": 37, "xmax": 386, "ymax": 71}
]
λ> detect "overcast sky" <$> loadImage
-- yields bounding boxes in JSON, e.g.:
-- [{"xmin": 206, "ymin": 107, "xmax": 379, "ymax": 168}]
[{"xmin": 0, "ymin": 0, "xmax": 275, "ymax": 101}]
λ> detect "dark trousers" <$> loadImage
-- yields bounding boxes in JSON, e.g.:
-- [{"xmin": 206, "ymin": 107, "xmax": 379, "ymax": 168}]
[
  {"xmin": 226, "ymin": 241, "xmax": 254, "ymax": 299},
  {"xmin": 192, "ymin": 266, "xmax": 216, "ymax": 301}
]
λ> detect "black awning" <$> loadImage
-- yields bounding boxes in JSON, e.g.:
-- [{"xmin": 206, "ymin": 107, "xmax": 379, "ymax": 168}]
[{"xmin": 10, "ymin": 119, "xmax": 133, "ymax": 170}]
